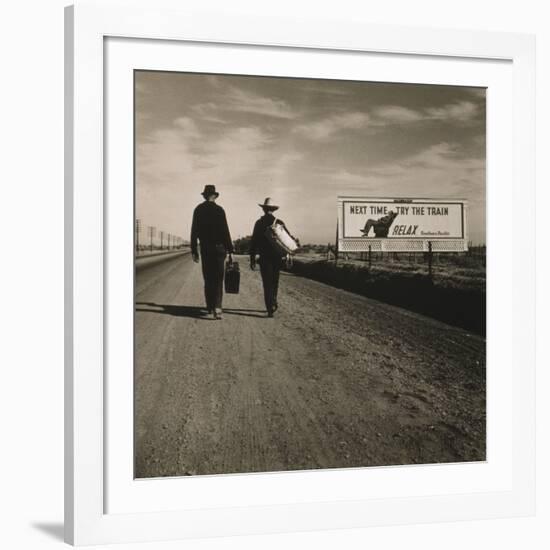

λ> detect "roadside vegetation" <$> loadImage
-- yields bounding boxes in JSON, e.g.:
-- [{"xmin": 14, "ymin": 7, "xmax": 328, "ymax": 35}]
[{"xmin": 288, "ymin": 248, "xmax": 486, "ymax": 335}]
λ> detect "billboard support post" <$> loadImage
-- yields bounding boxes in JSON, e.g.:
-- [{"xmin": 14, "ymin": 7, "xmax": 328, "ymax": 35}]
[
  {"xmin": 368, "ymin": 245, "xmax": 372, "ymax": 271},
  {"xmin": 335, "ymin": 221, "xmax": 339, "ymax": 265},
  {"xmin": 428, "ymin": 241, "xmax": 433, "ymax": 280}
]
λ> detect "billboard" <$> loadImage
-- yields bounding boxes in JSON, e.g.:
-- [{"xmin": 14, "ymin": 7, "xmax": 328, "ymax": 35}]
[{"xmin": 337, "ymin": 197, "xmax": 468, "ymax": 253}]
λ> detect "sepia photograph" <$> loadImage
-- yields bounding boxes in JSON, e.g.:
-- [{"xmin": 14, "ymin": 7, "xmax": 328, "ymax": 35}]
[{"xmin": 134, "ymin": 70, "xmax": 486, "ymax": 478}]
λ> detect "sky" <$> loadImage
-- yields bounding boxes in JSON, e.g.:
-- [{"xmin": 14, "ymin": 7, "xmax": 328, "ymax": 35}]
[{"xmin": 135, "ymin": 71, "xmax": 486, "ymax": 245}]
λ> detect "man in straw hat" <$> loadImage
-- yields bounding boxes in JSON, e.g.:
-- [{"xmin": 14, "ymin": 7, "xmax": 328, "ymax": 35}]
[
  {"xmin": 250, "ymin": 198, "xmax": 297, "ymax": 318},
  {"xmin": 191, "ymin": 185, "xmax": 234, "ymax": 320}
]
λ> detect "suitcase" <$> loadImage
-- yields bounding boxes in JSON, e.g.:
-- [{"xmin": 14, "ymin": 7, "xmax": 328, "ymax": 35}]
[{"xmin": 224, "ymin": 260, "xmax": 240, "ymax": 294}]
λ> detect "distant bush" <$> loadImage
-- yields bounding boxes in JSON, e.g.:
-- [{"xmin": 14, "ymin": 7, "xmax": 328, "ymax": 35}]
[
  {"xmin": 233, "ymin": 235, "xmax": 252, "ymax": 254},
  {"xmin": 296, "ymin": 243, "xmax": 330, "ymax": 254}
]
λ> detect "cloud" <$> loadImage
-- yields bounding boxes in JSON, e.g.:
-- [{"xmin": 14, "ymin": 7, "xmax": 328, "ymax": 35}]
[
  {"xmin": 225, "ymin": 87, "xmax": 295, "ymax": 118},
  {"xmin": 371, "ymin": 105, "xmax": 424, "ymax": 124},
  {"xmin": 295, "ymin": 100, "xmax": 482, "ymax": 141},
  {"xmin": 192, "ymin": 85, "xmax": 295, "ymax": 120},
  {"xmin": 466, "ymin": 87, "xmax": 487, "ymax": 99},
  {"xmin": 173, "ymin": 116, "xmax": 201, "ymax": 137},
  {"xmin": 189, "ymin": 103, "xmax": 227, "ymax": 124},
  {"xmin": 138, "ymin": 117, "xmax": 272, "ymax": 188},
  {"xmin": 405, "ymin": 142, "xmax": 483, "ymax": 172},
  {"xmin": 299, "ymin": 83, "xmax": 352, "ymax": 97},
  {"xmin": 265, "ymin": 151, "xmax": 303, "ymax": 177},
  {"xmin": 325, "ymin": 142, "xmax": 484, "ymax": 198},
  {"xmin": 371, "ymin": 101, "xmax": 481, "ymax": 126},
  {"xmin": 424, "ymin": 101, "xmax": 480, "ymax": 123},
  {"xmin": 293, "ymin": 112, "xmax": 370, "ymax": 140}
]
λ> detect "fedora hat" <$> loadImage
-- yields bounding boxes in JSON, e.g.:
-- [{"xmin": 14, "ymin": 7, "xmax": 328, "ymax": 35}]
[
  {"xmin": 201, "ymin": 184, "xmax": 219, "ymax": 198},
  {"xmin": 258, "ymin": 197, "xmax": 279, "ymax": 211}
]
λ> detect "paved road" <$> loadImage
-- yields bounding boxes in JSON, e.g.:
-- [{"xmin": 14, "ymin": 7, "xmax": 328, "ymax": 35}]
[{"xmin": 135, "ymin": 254, "xmax": 486, "ymax": 478}]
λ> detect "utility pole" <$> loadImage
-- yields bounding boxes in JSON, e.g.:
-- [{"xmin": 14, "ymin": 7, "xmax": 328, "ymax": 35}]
[
  {"xmin": 135, "ymin": 219, "xmax": 141, "ymax": 253},
  {"xmin": 148, "ymin": 226, "xmax": 156, "ymax": 252},
  {"xmin": 160, "ymin": 231, "xmax": 164, "ymax": 250},
  {"xmin": 168, "ymin": 233, "xmax": 171, "ymax": 250}
]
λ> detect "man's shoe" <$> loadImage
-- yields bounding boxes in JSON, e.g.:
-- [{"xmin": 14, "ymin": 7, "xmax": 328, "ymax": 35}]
[
  {"xmin": 214, "ymin": 308, "xmax": 223, "ymax": 320},
  {"xmin": 267, "ymin": 309, "xmax": 274, "ymax": 318},
  {"xmin": 272, "ymin": 303, "xmax": 278, "ymax": 313}
]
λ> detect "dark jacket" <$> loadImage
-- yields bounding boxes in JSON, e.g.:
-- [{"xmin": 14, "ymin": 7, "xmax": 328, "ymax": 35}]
[
  {"xmin": 250, "ymin": 213, "xmax": 293, "ymax": 260},
  {"xmin": 190, "ymin": 201, "xmax": 234, "ymax": 255}
]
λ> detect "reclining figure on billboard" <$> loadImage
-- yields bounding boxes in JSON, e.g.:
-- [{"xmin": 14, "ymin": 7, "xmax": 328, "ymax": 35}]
[{"xmin": 360, "ymin": 210, "xmax": 398, "ymax": 238}]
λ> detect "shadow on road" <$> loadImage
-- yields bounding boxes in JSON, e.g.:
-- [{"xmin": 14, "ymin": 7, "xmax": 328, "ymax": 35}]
[
  {"xmin": 223, "ymin": 308, "xmax": 267, "ymax": 318},
  {"xmin": 136, "ymin": 303, "xmax": 266, "ymax": 319}
]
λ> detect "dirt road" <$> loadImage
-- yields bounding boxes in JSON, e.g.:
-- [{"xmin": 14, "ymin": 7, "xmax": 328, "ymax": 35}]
[{"xmin": 135, "ymin": 254, "xmax": 486, "ymax": 478}]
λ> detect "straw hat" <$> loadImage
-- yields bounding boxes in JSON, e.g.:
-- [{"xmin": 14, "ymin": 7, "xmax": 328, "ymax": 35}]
[{"xmin": 258, "ymin": 197, "xmax": 279, "ymax": 211}]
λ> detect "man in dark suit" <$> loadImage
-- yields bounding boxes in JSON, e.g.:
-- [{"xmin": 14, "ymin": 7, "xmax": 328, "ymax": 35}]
[
  {"xmin": 190, "ymin": 185, "xmax": 233, "ymax": 320},
  {"xmin": 249, "ymin": 198, "xmax": 296, "ymax": 318}
]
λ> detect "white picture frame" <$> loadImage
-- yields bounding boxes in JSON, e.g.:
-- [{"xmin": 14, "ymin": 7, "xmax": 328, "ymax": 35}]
[{"xmin": 65, "ymin": 0, "xmax": 535, "ymax": 545}]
